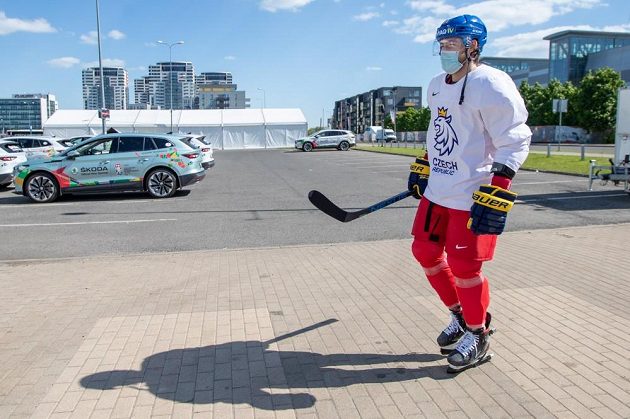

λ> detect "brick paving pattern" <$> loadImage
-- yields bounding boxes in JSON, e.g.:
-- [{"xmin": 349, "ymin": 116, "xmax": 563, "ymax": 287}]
[{"xmin": 1, "ymin": 223, "xmax": 629, "ymax": 418}]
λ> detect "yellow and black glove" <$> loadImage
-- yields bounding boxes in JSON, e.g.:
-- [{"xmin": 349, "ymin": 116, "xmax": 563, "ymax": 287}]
[
  {"xmin": 408, "ymin": 157, "xmax": 430, "ymax": 199},
  {"xmin": 468, "ymin": 185, "xmax": 517, "ymax": 235}
]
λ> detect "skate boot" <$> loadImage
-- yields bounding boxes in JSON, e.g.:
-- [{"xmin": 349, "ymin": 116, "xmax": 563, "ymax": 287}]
[
  {"xmin": 437, "ymin": 309, "xmax": 466, "ymax": 355},
  {"xmin": 446, "ymin": 313, "xmax": 494, "ymax": 374}
]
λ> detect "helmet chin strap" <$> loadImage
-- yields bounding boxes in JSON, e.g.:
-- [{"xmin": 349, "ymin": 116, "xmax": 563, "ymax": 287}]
[{"xmin": 458, "ymin": 54, "xmax": 472, "ymax": 105}]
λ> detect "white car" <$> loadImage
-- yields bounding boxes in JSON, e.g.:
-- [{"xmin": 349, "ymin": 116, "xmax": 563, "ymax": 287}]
[
  {"xmin": 0, "ymin": 139, "xmax": 27, "ymax": 188},
  {"xmin": 295, "ymin": 130, "xmax": 356, "ymax": 152},
  {"xmin": 11, "ymin": 136, "xmax": 68, "ymax": 160},
  {"xmin": 184, "ymin": 135, "xmax": 214, "ymax": 169}
]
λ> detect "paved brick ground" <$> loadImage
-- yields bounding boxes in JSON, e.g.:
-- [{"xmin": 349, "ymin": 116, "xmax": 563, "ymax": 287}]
[{"xmin": 1, "ymin": 224, "xmax": 629, "ymax": 418}]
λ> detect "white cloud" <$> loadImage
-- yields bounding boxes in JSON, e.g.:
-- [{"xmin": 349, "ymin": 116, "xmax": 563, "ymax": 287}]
[
  {"xmin": 366, "ymin": 66, "xmax": 382, "ymax": 71},
  {"xmin": 224, "ymin": 55, "xmax": 236, "ymax": 60},
  {"xmin": 353, "ymin": 12, "xmax": 380, "ymax": 21},
  {"xmin": 108, "ymin": 29, "xmax": 125, "ymax": 40},
  {"xmin": 383, "ymin": 20, "xmax": 399, "ymax": 27},
  {"xmin": 82, "ymin": 58, "xmax": 126, "ymax": 68},
  {"xmin": 47, "ymin": 57, "xmax": 80, "ymax": 68},
  {"xmin": 399, "ymin": 0, "xmax": 607, "ymax": 44},
  {"xmin": 491, "ymin": 23, "xmax": 630, "ymax": 57},
  {"xmin": 0, "ymin": 11, "xmax": 56, "ymax": 35},
  {"xmin": 260, "ymin": 0, "xmax": 314, "ymax": 12},
  {"xmin": 80, "ymin": 31, "xmax": 98, "ymax": 44}
]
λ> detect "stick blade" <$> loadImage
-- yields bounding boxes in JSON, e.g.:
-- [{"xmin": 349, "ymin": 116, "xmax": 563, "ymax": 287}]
[{"xmin": 308, "ymin": 190, "xmax": 350, "ymax": 222}]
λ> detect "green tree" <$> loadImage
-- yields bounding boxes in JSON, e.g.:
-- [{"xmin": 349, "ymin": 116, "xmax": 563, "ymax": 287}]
[
  {"xmin": 395, "ymin": 107, "xmax": 431, "ymax": 131},
  {"xmin": 384, "ymin": 114, "xmax": 394, "ymax": 129},
  {"xmin": 573, "ymin": 67, "xmax": 626, "ymax": 142},
  {"xmin": 519, "ymin": 80, "xmax": 577, "ymax": 126}
]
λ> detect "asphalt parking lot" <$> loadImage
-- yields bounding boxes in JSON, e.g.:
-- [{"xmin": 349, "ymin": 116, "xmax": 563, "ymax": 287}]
[{"xmin": 1, "ymin": 148, "xmax": 629, "ymax": 261}]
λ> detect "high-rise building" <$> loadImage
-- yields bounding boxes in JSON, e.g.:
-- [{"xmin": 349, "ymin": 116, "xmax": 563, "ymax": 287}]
[
  {"xmin": 0, "ymin": 93, "xmax": 57, "ymax": 133},
  {"xmin": 82, "ymin": 67, "xmax": 129, "ymax": 110},
  {"xmin": 195, "ymin": 83, "xmax": 250, "ymax": 109},
  {"xmin": 333, "ymin": 86, "xmax": 423, "ymax": 134},
  {"xmin": 197, "ymin": 72, "xmax": 233, "ymax": 85},
  {"xmin": 134, "ymin": 62, "xmax": 196, "ymax": 109}
]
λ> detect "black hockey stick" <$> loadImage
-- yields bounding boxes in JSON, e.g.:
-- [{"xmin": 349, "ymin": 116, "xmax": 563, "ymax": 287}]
[{"xmin": 308, "ymin": 189, "xmax": 412, "ymax": 223}]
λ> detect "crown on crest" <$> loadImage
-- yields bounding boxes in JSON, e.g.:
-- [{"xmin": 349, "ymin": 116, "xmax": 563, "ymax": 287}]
[{"xmin": 437, "ymin": 107, "xmax": 448, "ymax": 117}]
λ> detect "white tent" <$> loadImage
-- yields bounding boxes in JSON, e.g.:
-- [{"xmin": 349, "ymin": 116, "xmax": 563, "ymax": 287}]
[{"xmin": 43, "ymin": 109, "xmax": 307, "ymax": 149}]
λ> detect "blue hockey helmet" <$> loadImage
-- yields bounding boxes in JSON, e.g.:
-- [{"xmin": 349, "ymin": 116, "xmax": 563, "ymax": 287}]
[{"xmin": 435, "ymin": 14, "xmax": 487, "ymax": 52}]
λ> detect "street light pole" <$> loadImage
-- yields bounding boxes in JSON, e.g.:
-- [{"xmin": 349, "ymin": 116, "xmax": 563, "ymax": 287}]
[
  {"xmin": 96, "ymin": 0, "xmax": 106, "ymax": 134},
  {"xmin": 257, "ymin": 87, "xmax": 266, "ymax": 108},
  {"xmin": 157, "ymin": 40, "xmax": 184, "ymax": 133}
]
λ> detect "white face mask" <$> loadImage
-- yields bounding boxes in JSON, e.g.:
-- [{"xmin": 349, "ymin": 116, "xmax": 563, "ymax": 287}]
[{"xmin": 440, "ymin": 50, "xmax": 464, "ymax": 74}]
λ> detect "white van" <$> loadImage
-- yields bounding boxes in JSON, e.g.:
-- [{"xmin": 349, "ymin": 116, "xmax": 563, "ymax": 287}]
[{"xmin": 364, "ymin": 126, "xmax": 397, "ymax": 143}]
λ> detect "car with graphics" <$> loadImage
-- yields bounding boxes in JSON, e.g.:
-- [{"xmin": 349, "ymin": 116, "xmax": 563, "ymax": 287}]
[
  {"xmin": 10, "ymin": 136, "xmax": 68, "ymax": 159},
  {"xmin": 0, "ymin": 140, "xmax": 27, "ymax": 188},
  {"xmin": 295, "ymin": 130, "xmax": 355, "ymax": 152},
  {"xmin": 13, "ymin": 133, "xmax": 205, "ymax": 203}
]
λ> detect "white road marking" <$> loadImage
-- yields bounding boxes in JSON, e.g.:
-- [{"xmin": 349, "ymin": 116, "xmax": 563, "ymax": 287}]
[
  {"xmin": 0, "ymin": 198, "xmax": 187, "ymax": 209},
  {"xmin": 519, "ymin": 193, "xmax": 627, "ymax": 203},
  {"xmin": 515, "ymin": 180, "xmax": 587, "ymax": 185},
  {"xmin": 0, "ymin": 218, "xmax": 177, "ymax": 227}
]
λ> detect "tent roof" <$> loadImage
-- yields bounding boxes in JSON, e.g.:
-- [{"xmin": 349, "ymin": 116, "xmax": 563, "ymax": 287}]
[{"xmin": 44, "ymin": 108, "xmax": 306, "ymax": 128}]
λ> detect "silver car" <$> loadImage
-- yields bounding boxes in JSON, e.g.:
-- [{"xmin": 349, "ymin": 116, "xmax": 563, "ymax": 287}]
[
  {"xmin": 13, "ymin": 133, "xmax": 205, "ymax": 203},
  {"xmin": 295, "ymin": 130, "xmax": 356, "ymax": 152}
]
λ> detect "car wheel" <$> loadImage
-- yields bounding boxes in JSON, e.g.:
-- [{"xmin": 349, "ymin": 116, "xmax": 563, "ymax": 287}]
[
  {"xmin": 146, "ymin": 168, "xmax": 177, "ymax": 198},
  {"xmin": 338, "ymin": 141, "xmax": 350, "ymax": 151},
  {"xmin": 302, "ymin": 142, "xmax": 313, "ymax": 152},
  {"xmin": 25, "ymin": 172, "xmax": 59, "ymax": 203}
]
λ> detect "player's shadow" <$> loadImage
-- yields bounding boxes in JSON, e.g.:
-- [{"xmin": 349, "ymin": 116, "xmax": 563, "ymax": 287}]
[{"xmin": 80, "ymin": 321, "xmax": 448, "ymax": 410}]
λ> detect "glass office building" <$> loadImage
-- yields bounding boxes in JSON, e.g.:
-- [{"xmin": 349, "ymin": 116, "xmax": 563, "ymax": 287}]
[
  {"xmin": 544, "ymin": 30, "xmax": 630, "ymax": 83},
  {"xmin": 0, "ymin": 94, "xmax": 57, "ymax": 133}
]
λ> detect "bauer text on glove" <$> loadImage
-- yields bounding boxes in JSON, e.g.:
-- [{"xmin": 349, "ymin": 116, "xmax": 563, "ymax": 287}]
[
  {"xmin": 408, "ymin": 157, "xmax": 430, "ymax": 199},
  {"xmin": 468, "ymin": 185, "xmax": 517, "ymax": 235}
]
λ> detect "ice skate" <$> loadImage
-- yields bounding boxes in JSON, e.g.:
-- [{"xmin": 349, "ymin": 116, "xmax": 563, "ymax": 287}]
[
  {"xmin": 437, "ymin": 309, "xmax": 466, "ymax": 355},
  {"xmin": 446, "ymin": 313, "xmax": 495, "ymax": 373}
]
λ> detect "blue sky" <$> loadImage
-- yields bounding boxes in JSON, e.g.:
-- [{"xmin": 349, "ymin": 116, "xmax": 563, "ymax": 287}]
[{"xmin": 1, "ymin": 0, "xmax": 629, "ymax": 127}]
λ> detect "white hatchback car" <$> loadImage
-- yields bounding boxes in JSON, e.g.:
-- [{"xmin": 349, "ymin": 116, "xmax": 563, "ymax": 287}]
[
  {"xmin": 184, "ymin": 135, "xmax": 214, "ymax": 169},
  {"xmin": 0, "ymin": 139, "xmax": 27, "ymax": 188},
  {"xmin": 11, "ymin": 136, "xmax": 68, "ymax": 160}
]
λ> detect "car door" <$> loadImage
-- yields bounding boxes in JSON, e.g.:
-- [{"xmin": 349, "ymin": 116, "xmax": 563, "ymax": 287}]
[
  {"xmin": 109, "ymin": 136, "xmax": 146, "ymax": 189},
  {"xmin": 64, "ymin": 138, "xmax": 115, "ymax": 189},
  {"xmin": 317, "ymin": 131, "xmax": 333, "ymax": 147}
]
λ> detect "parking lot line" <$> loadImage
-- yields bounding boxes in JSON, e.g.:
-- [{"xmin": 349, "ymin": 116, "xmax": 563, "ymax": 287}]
[
  {"xmin": 519, "ymin": 193, "xmax": 627, "ymax": 203},
  {"xmin": 0, "ymin": 218, "xmax": 177, "ymax": 227}
]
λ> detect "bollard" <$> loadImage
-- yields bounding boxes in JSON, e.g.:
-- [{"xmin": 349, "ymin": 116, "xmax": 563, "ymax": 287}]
[
  {"xmin": 547, "ymin": 144, "xmax": 551, "ymax": 157},
  {"xmin": 580, "ymin": 145, "xmax": 585, "ymax": 161}
]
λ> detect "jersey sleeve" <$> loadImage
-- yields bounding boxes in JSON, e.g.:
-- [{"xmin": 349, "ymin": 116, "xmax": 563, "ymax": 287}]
[{"xmin": 479, "ymin": 72, "xmax": 531, "ymax": 172}]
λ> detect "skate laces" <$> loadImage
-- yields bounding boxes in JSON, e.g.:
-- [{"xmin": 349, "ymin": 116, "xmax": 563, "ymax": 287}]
[
  {"xmin": 445, "ymin": 312, "xmax": 463, "ymax": 335},
  {"xmin": 455, "ymin": 330, "xmax": 479, "ymax": 357}
]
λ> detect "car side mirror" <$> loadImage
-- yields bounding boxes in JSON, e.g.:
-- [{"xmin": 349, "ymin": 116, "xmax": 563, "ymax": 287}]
[{"xmin": 66, "ymin": 150, "xmax": 80, "ymax": 159}]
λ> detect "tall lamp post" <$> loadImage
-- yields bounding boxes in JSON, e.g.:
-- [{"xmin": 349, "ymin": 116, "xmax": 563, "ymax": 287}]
[
  {"xmin": 157, "ymin": 40, "xmax": 184, "ymax": 133},
  {"xmin": 95, "ymin": 0, "xmax": 106, "ymax": 134},
  {"xmin": 257, "ymin": 87, "xmax": 266, "ymax": 108}
]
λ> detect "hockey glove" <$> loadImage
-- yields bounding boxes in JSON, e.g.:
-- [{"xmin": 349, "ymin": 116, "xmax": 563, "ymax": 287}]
[
  {"xmin": 468, "ymin": 185, "xmax": 517, "ymax": 235},
  {"xmin": 408, "ymin": 157, "xmax": 430, "ymax": 199}
]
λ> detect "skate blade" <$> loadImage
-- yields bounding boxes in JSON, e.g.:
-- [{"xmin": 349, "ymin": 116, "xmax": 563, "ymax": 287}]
[{"xmin": 446, "ymin": 353, "xmax": 493, "ymax": 374}]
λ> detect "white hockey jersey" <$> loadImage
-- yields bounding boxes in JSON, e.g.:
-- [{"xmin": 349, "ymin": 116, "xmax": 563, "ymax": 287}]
[{"xmin": 423, "ymin": 64, "xmax": 531, "ymax": 211}]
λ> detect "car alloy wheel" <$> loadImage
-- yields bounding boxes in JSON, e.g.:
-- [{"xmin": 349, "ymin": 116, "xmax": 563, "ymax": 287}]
[
  {"xmin": 147, "ymin": 169, "xmax": 177, "ymax": 198},
  {"xmin": 339, "ymin": 141, "xmax": 350, "ymax": 151},
  {"xmin": 26, "ymin": 173, "xmax": 59, "ymax": 203},
  {"xmin": 302, "ymin": 142, "xmax": 313, "ymax": 152}
]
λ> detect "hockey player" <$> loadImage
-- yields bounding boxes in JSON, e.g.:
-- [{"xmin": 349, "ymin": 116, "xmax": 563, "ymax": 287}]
[{"xmin": 407, "ymin": 14, "xmax": 531, "ymax": 372}]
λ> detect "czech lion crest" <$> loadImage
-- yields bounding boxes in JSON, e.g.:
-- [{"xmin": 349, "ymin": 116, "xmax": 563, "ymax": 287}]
[{"xmin": 433, "ymin": 107, "xmax": 458, "ymax": 156}]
